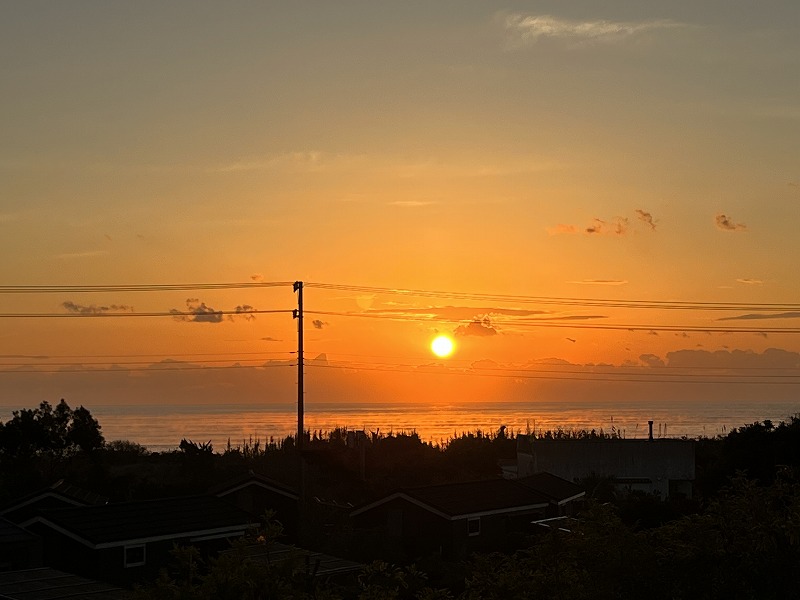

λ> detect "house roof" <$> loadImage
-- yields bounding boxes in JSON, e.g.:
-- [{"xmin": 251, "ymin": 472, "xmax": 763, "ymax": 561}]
[
  {"xmin": 516, "ymin": 472, "xmax": 586, "ymax": 505},
  {"xmin": 22, "ymin": 495, "xmax": 252, "ymax": 549},
  {"xmin": 0, "ymin": 518, "xmax": 39, "ymax": 545},
  {"xmin": 209, "ymin": 470, "xmax": 298, "ymax": 501},
  {"xmin": 352, "ymin": 478, "xmax": 551, "ymax": 520},
  {"xmin": 0, "ymin": 567, "xmax": 130, "ymax": 600},
  {"xmin": 0, "ymin": 480, "xmax": 108, "ymax": 518}
]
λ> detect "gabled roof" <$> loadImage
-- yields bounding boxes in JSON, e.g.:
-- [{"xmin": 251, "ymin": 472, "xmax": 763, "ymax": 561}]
[
  {"xmin": 209, "ymin": 470, "xmax": 298, "ymax": 501},
  {"xmin": 0, "ymin": 518, "xmax": 39, "ymax": 545},
  {"xmin": 21, "ymin": 495, "xmax": 252, "ymax": 549},
  {"xmin": 0, "ymin": 567, "xmax": 130, "ymax": 600},
  {"xmin": 0, "ymin": 480, "xmax": 108, "ymax": 519},
  {"xmin": 352, "ymin": 478, "xmax": 550, "ymax": 520},
  {"xmin": 516, "ymin": 472, "xmax": 586, "ymax": 505}
]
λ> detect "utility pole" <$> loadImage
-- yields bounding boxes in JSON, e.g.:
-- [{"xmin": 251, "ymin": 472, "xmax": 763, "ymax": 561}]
[
  {"xmin": 293, "ymin": 281, "xmax": 306, "ymax": 541},
  {"xmin": 293, "ymin": 281, "xmax": 304, "ymax": 449}
]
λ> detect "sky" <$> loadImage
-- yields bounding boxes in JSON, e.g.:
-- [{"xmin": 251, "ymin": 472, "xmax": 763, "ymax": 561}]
[{"xmin": 1, "ymin": 1, "xmax": 800, "ymax": 412}]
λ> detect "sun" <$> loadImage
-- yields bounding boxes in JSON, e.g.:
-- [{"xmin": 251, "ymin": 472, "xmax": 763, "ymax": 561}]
[{"xmin": 430, "ymin": 335, "xmax": 455, "ymax": 358}]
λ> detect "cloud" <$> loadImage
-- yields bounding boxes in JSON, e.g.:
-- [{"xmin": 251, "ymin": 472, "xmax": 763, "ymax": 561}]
[
  {"xmin": 504, "ymin": 13, "xmax": 685, "ymax": 47},
  {"xmin": 55, "ymin": 250, "xmax": 109, "ymax": 259},
  {"xmin": 368, "ymin": 306, "xmax": 548, "ymax": 320},
  {"xmin": 552, "ymin": 209, "xmax": 659, "ymax": 236},
  {"xmin": 312, "ymin": 319, "xmax": 327, "ymax": 329},
  {"xmin": 567, "ymin": 280, "xmax": 628, "ymax": 286},
  {"xmin": 62, "ymin": 301, "xmax": 133, "ymax": 315},
  {"xmin": 635, "ymin": 209, "xmax": 657, "ymax": 230},
  {"xmin": 736, "ymin": 278, "xmax": 763, "ymax": 285},
  {"xmin": 546, "ymin": 224, "xmax": 578, "ymax": 235},
  {"xmin": 715, "ymin": 213, "xmax": 746, "ymax": 231},
  {"xmin": 586, "ymin": 217, "xmax": 628, "ymax": 235},
  {"xmin": 639, "ymin": 353, "xmax": 665, "ymax": 368},
  {"xmin": 231, "ymin": 305, "xmax": 257, "ymax": 321},
  {"xmin": 171, "ymin": 299, "xmax": 223, "ymax": 323},
  {"xmin": 455, "ymin": 318, "xmax": 498, "ymax": 337},
  {"xmin": 387, "ymin": 200, "xmax": 437, "ymax": 207},
  {"xmin": 261, "ymin": 336, "xmax": 282, "ymax": 342},
  {"xmin": 718, "ymin": 311, "xmax": 800, "ymax": 322},
  {"xmin": 666, "ymin": 348, "xmax": 800, "ymax": 370},
  {"xmin": 250, "ymin": 274, "xmax": 264, "ymax": 282}
]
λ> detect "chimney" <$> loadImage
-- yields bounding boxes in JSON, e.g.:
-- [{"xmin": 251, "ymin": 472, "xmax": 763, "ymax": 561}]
[{"xmin": 648, "ymin": 420, "xmax": 654, "ymax": 441}]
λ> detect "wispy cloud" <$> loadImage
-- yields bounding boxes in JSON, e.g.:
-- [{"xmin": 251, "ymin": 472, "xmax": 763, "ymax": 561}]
[
  {"xmin": 736, "ymin": 278, "xmax": 763, "ymax": 285},
  {"xmin": 55, "ymin": 250, "xmax": 109, "ymax": 259},
  {"xmin": 504, "ymin": 13, "xmax": 686, "ymax": 47},
  {"xmin": 718, "ymin": 312, "xmax": 800, "ymax": 322},
  {"xmin": 62, "ymin": 302, "xmax": 133, "ymax": 315},
  {"xmin": 635, "ymin": 209, "xmax": 657, "ymax": 230},
  {"xmin": 546, "ymin": 224, "xmax": 578, "ymax": 235},
  {"xmin": 549, "ymin": 210, "xmax": 657, "ymax": 236},
  {"xmin": 388, "ymin": 200, "xmax": 437, "ymax": 207},
  {"xmin": 715, "ymin": 213, "xmax": 746, "ymax": 231},
  {"xmin": 567, "ymin": 280, "xmax": 628, "ymax": 286}
]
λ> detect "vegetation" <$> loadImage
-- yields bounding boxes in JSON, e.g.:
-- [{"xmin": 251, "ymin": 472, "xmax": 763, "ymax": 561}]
[{"xmin": 4, "ymin": 401, "xmax": 800, "ymax": 597}]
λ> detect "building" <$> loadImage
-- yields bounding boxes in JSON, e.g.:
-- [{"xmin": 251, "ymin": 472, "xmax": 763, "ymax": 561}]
[
  {"xmin": 350, "ymin": 475, "xmax": 584, "ymax": 558},
  {"xmin": 20, "ymin": 495, "xmax": 253, "ymax": 584},
  {"xmin": 517, "ymin": 436, "xmax": 695, "ymax": 499}
]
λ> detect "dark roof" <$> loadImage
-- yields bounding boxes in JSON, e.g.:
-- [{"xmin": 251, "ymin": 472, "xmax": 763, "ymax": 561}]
[
  {"xmin": 516, "ymin": 472, "xmax": 586, "ymax": 504},
  {"xmin": 23, "ymin": 495, "xmax": 252, "ymax": 548},
  {"xmin": 352, "ymin": 478, "xmax": 550, "ymax": 519},
  {"xmin": 0, "ymin": 567, "xmax": 130, "ymax": 600},
  {"xmin": 222, "ymin": 542, "xmax": 362, "ymax": 577},
  {"xmin": 0, "ymin": 480, "xmax": 107, "ymax": 518},
  {"xmin": 210, "ymin": 470, "xmax": 298, "ymax": 500},
  {"xmin": 0, "ymin": 518, "xmax": 39, "ymax": 545}
]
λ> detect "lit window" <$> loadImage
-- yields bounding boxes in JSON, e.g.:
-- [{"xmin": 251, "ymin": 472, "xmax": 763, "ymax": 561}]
[
  {"xmin": 467, "ymin": 517, "xmax": 481, "ymax": 536},
  {"xmin": 124, "ymin": 544, "xmax": 146, "ymax": 568}
]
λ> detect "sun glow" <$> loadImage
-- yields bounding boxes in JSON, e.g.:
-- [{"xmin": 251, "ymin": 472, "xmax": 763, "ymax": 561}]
[{"xmin": 431, "ymin": 335, "xmax": 455, "ymax": 358}]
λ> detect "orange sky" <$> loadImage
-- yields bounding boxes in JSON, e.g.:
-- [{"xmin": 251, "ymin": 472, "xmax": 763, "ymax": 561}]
[{"xmin": 1, "ymin": 2, "xmax": 800, "ymax": 412}]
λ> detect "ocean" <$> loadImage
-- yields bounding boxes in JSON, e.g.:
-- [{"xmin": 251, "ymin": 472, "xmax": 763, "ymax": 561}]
[{"xmin": 2, "ymin": 399, "xmax": 794, "ymax": 452}]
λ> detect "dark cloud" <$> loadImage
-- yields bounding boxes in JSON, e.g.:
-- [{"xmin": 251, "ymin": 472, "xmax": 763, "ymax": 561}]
[
  {"xmin": 230, "ymin": 305, "xmax": 257, "ymax": 321},
  {"xmin": 261, "ymin": 336, "xmax": 282, "ymax": 342},
  {"xmin": 718, "ymin": 311, "xmax": 800, "ymax": 322},
  {"xmin": 566, "ymin": 337, "xmax": 576, "ymax": 343},
  {"xmin": 715, "ymin": 213, "xmax": 746, "ymax": 231},
  {"xmin": 455, "ymin": 317, "xmax": 498, "ymax": 337},
  {"xmin": 250, "ymin": 274, "xmax": 264, "ymax": 282},
  {"xmin": 62, "ymin": 301, "xmax": 133, "ymax": 315},
  {"xmin": 170, "ymin": 299, "xmax": 223, "ymax": 323},
  {"xmin": 639, "ymin": 353, "xmax": 665, "ymax": 367},
  {"xmin": 736, "ymin": 278, "xmax": 763, "ymax": 285},
  {"xmin": 586, "ymin": 217, "xmax": 628, "ymax": 235},
  {"xmin": 667, "ymin": 347, "xmax": 800, "ymax": 370},
  {"xmin": 635, "ymin": 209, "xmax": 656, "ymax": 230},
  {"xmin": 312, "ymin": 319, "xmax": 327, "ymax": 329}
]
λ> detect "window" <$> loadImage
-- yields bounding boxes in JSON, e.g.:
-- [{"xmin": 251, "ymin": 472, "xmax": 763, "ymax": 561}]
[
  {"xmin": 467, "ymin": 517, "xmax": 481, "ymax": 537},
  {"xmin": 124, "ymin": 544, "xmax": 146, "ymax": 568}
]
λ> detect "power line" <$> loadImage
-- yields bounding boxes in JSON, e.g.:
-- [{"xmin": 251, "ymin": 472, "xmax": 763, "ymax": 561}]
[
  {"xmin": 305, "ymin": 310, "xmax": 800, "ymax": 334},
  {"xmin": 0, "ymin": 363, "xmax": 296, "ymax": 375},
  {"xmin": 306, "ymin": 282, "xmax": 800, "ymax": 312},
  {"xmin": 0, "ymin": 282, "xmax": 293, "ymax": 294},
  {"xmin": 0, "ymin": 309, "xmax": 293, "ymax": 318},
  {"xmin": 304, "ymin": 362, "xmax": 800, "ymax": 384}
]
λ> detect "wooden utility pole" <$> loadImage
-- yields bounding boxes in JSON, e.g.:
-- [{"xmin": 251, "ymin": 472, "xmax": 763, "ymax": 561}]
[
  {"xmin": 293, "ymin": 281, "xmax": 306, "ymax": 541},
  {"xmin": 293, "ymin": 281, "xmax": 304, "ymax": 449}
]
